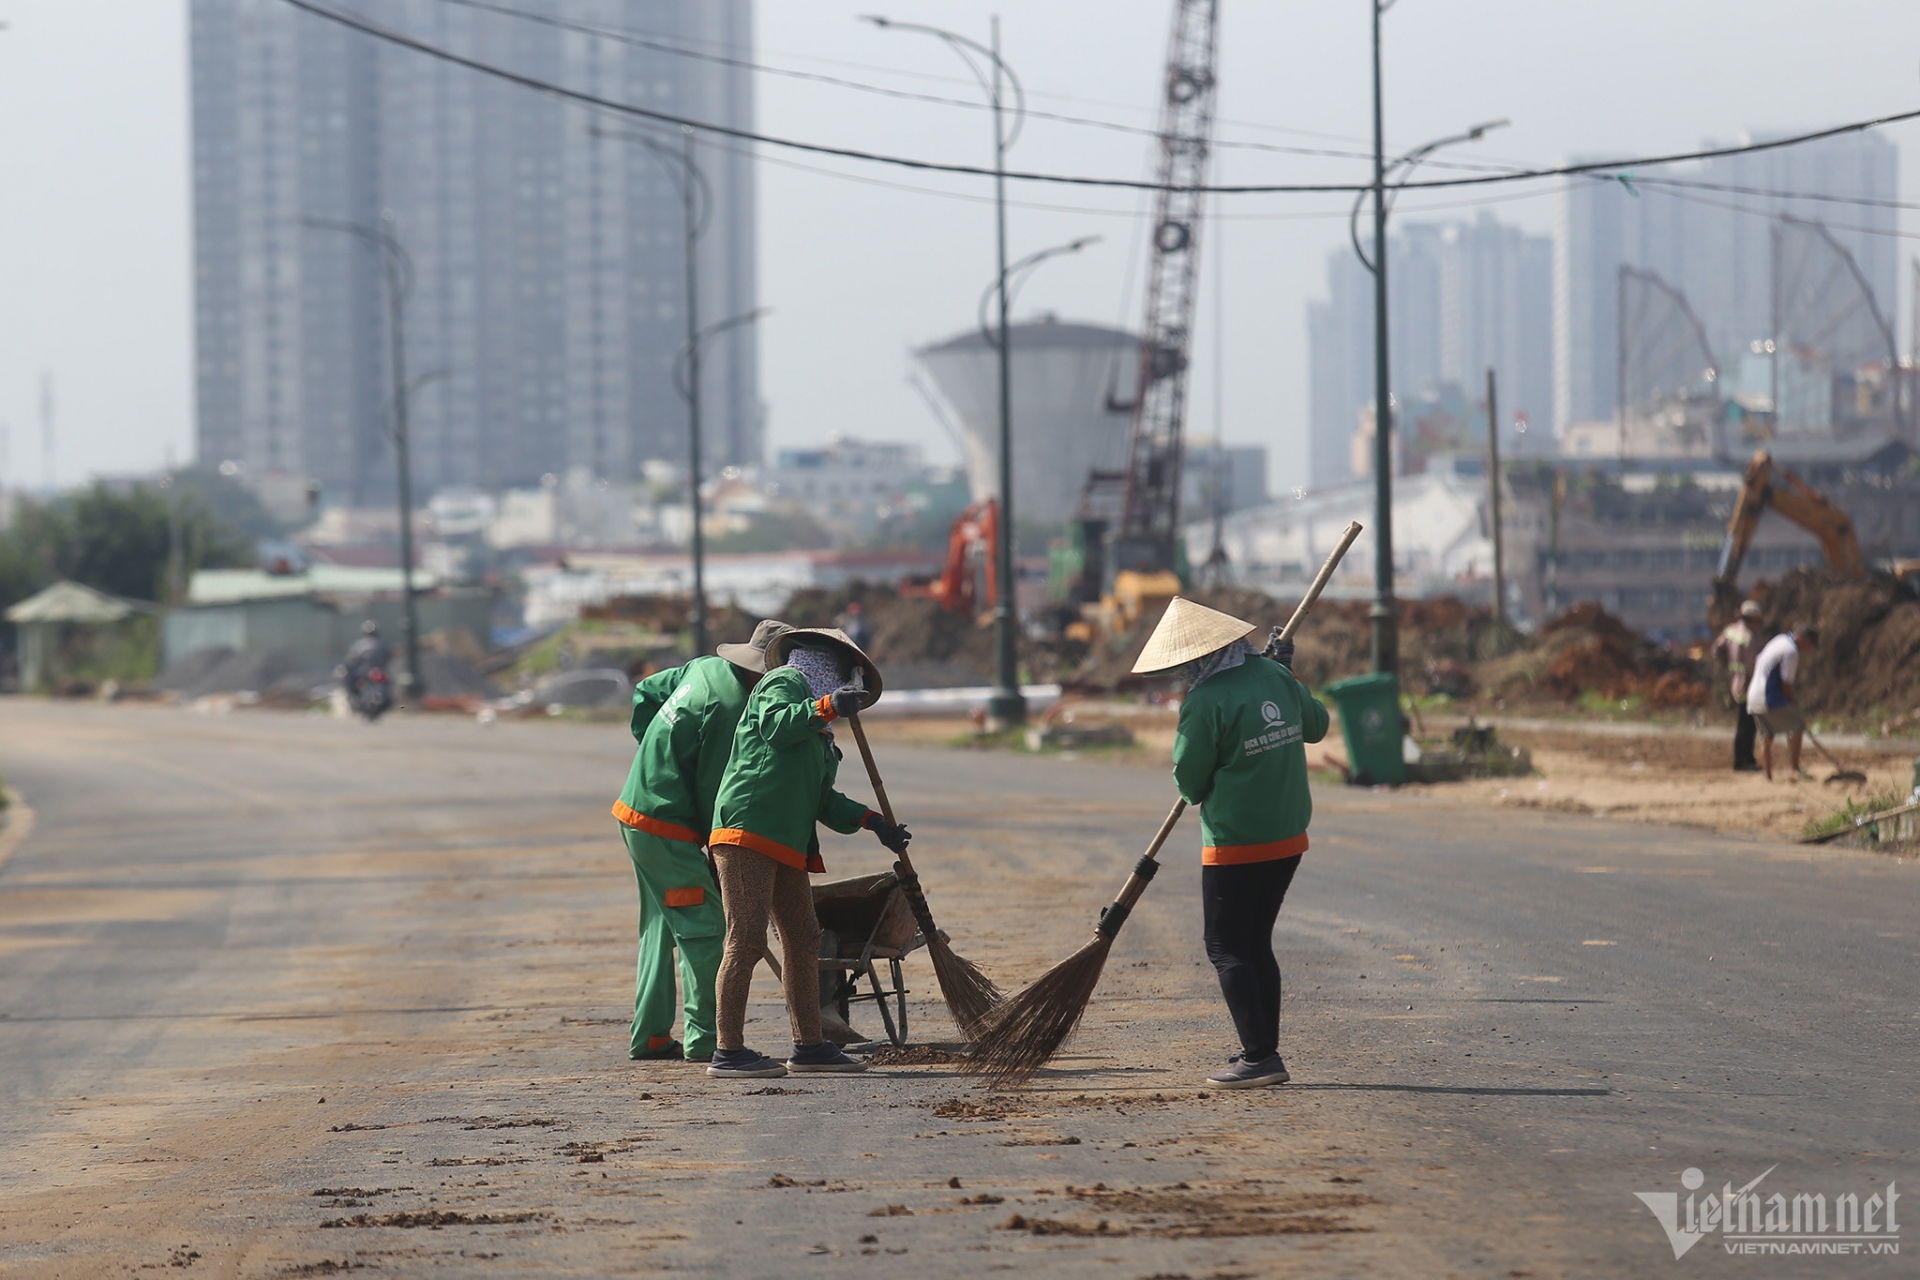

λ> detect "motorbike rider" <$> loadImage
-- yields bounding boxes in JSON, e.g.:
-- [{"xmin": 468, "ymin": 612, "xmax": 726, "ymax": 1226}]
[{"xmin": 342, "ymin": 621, "xmax": 392, "ymax": 702}]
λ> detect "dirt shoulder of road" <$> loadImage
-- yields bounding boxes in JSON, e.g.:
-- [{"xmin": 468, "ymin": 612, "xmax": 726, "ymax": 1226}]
[{"xmin": 861, "ymin": 712, "xmax": 1917, "ymax": 846}]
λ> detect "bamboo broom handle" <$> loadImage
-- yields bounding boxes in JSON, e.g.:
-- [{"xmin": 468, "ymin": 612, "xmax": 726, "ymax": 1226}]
[
  {"xmin": 1275, "ymin": 520, "xmax": 1364, "ymax": 646},
  {"xmin": 845, "ymin": 713, "xmax": 903, "ymax": 850},
  {"xmin": 1094, "ymin": 799, "xmax": 1187, "ymax": 939},
  {"xmin": 845, "ymin": 709, "xmax": 947, "ymax": 939}
]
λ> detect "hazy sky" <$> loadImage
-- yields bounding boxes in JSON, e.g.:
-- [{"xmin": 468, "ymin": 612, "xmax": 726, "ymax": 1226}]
[{"xmin": 1, "ymin": 0, "xmax": 1917, "ymax": 496}]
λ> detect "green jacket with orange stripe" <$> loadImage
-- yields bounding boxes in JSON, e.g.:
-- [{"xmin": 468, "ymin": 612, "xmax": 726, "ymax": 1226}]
[
  {"xmin": 708, "ymin": 665, "xmax": 872, "ymax": 873},
  {"xmin": 1172, "ymin": 654, "xmax": 1330, "ymax": 866},
  {"xmin": 613, "ymin": 655, "xmax": 755, "ymax": 847}
]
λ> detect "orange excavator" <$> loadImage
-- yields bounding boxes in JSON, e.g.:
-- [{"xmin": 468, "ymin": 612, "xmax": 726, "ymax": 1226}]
[
  {"xmin": 1711, "ymin": 450, "xmax": 1863, "ymax": 627},
  {"xmin": 903, "ymin": 498, "xmax": 999, "ymax": 620}
]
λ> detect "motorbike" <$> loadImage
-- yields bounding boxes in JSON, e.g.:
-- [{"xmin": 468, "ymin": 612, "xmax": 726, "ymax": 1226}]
[{"xmin": 338, "ymin": 663, "xmax": 392, "ymax": 722}]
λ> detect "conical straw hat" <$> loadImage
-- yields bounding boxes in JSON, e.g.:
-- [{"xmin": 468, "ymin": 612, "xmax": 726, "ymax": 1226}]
[{"xmin": 1131, "ymin": 597, "xmax": 1258, "ymax": 674}]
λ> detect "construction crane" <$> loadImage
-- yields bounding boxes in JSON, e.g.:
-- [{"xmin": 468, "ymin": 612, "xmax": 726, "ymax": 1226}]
[
  {"xmin": 1711, "ymin": 449, "xmax": 1864, "ymax": 627},
  {"xmin": 1071, "ymin": 0, "xmax": 1219, "ymax": 606},
  {"xmin": 1115, "ymin": 0, "xmax": 1219, "ymax": 576}
]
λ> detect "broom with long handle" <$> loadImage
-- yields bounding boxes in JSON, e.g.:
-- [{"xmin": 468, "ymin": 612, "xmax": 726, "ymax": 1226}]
[
  {"xmin": 843, "ymin": 686, "xmax": 1004, "ymax": 1038},
  {"xmin": 963, "ymin": 521, "xmax": 1365, "ymax": 1086}
]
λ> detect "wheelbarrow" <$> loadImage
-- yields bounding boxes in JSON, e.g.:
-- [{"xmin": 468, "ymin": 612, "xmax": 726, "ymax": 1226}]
[{"xmin": 811, "ymin": 870, "xmax": 935, "ymax": 1048}]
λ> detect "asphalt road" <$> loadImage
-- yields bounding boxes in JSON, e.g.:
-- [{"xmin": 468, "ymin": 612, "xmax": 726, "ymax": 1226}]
[{"xmin": 0, "ymin": 700, "xmax": 1913, "ymax": 1278}]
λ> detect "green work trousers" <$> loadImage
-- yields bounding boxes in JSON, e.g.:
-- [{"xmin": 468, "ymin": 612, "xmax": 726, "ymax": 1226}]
[{"xmin": 621, "ymin": 825, "xmax": 724, "ymax": 1059}]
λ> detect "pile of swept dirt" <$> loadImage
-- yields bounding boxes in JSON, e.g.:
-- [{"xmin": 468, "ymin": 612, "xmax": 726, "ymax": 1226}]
[{"xmin": 1750, "ymin": 568, "xmax": 1920, "ymax": 722}]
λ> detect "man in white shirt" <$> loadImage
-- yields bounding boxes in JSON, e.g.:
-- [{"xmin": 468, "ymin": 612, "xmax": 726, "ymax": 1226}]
[{"xmin": 1746, "ymin": 625, "xmax": 1818, "ymax": 780}]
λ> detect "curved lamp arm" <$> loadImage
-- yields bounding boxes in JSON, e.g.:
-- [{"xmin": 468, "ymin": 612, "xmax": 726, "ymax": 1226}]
[
  {"xmin": 861, "ymin": 15, "xmax": 1027, "ymax": 149},
  {"xmin": 976, "ymin": 235, "xmax": 1101, "ymax": 345},
  {"xmin": 1348, "ymin": 119, "xmax": 1508, "ymax": 274}
]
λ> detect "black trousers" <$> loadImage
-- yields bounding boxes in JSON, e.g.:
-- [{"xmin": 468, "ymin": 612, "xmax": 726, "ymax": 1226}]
[
  {"xmin": 1733, "ymin": 707, "xmax": 1758, "ymax": 770},
  {"xmin": 1201, "ymin": 854, "xmax": 1301, "ymax": 1061}
]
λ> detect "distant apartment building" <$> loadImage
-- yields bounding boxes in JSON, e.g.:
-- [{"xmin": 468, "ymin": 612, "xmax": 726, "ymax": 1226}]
[
  {"xmin": 1553, "ymin": 131, "xmax": 1898, "ymax": 432},
  {"xmin": 1306, "ymin": 212, "xmax": 1552, "ymax": 490},
  {"xmin": 190, "ymin": 0, "xmax": 760, "ymax": 507}
]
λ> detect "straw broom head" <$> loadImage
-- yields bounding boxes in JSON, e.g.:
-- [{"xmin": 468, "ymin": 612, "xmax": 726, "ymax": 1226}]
[
  {"xmin": 962, "ymin": 929, "xmax": 1113, "ymax": 1086},
  {"xmin": 962, "ymin": 800, "xmax": 1188, "ymax": 1086},
  {"xmin": 923, "ymin": 932, "xmax": 1003, "ymax": 1040}
]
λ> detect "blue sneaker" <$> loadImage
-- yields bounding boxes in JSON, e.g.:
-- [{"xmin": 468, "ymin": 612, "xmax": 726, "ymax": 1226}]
[
  {"xmin": 706, "ymin": 1048, "xmax": 787, "ymax": 1079},
  {"xmin": 1206, "ymin": 1053, "xmax": 1290, "ymax": 1090},
  {"xmin": 787, "ymin": 1041, "xmax": 867, "ymax": 1073}
]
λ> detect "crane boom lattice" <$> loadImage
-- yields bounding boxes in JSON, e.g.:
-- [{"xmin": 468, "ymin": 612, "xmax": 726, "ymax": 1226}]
[{"xmin": 1112, "ymin": 0, "xmax": 1219, "ymax": 575}]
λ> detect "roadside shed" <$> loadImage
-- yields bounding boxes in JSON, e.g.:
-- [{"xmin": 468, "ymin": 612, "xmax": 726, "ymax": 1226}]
[
  {"xmin": 5, "ymin": 581, "xmax": 154, "ymax": 693},
  {"xmin": 161, "ymin": 565, "xmax": 494, "ymax": 675}
]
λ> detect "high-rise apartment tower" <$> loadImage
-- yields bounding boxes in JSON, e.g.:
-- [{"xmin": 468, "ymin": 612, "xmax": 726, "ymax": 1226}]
[{"xmin": 191, "ymin": 0, "xmax": 760, "ymax": 505}]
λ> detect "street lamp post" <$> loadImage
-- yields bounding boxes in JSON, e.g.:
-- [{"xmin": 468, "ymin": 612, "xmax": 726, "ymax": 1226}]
[
  {"xmin": 672, "ymin": 306, "xmax": 767, "ymax": 656},
  {"xmin": 865, "ymin": 13, "xmax": 1028, "ymax": 728},
  {"xmin": 303, "ymin": 212, "xmax": 427, "ymax": 702},
  {"xmin": 1356, "ymin": 7, "xmax": 1505, "ymax": 672},
  {"xmin": 593, "ymin": 124, "xmax": 725, "ymax": 656}
]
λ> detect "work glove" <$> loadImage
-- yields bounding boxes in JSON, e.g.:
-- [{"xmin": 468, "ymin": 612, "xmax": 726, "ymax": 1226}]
[
  {"xmin": 827, "ymin": 685, "xmax": 865, "ymax": 720},
  {"xmin": 865, "ymin": 812, "xmax": 912, "ymax": 856},
  {"xmin": 1264, "ymin": 633, "xmax": 1296, "ymax": 671}
]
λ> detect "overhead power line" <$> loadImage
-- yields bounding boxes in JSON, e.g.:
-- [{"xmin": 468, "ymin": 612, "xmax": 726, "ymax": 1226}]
[
  {"xmin": 281, "ymin": 0, "xmax": 1920, "ymax": 198},
  {"xmin": 1609, "ymin": 173, "xmax": 1920, "ymax": 213},
  {"xmin": 422, "ymin": 0, "xmax": 1392, "ymax": 155},
  {"xmin": 422, "ymin": 0, "xmax": 1466, "ymax": 169}
]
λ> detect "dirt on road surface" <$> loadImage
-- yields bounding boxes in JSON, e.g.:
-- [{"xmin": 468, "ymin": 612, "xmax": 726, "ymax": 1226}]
[{"xmin": 0, "ymin": 701, "xmax": 1914, "ymax": 1278}]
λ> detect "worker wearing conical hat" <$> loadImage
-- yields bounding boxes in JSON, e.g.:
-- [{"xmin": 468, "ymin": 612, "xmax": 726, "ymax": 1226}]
[
  {"xmin": 1133, "ymin": 597, "xmax": 1330, "ymax": 1090},
  {"xmin": 704, "ymin": 627, "xmax": 910, "ymax": 1079},
  {"xmin": 613, "ymin": 618, "xmax": 794, "ymax": 1065}
]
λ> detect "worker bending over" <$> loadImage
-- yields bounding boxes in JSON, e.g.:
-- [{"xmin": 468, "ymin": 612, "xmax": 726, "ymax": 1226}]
[
  {"xmin": 1748, "ymin": 623, "xmax": 1818, "ymax": 781},
  {"xmin": 613, "ymin": 619, "xmax": 793, "ymax": 1063},
  {"xmin": 705, "ymin": 627, "xmax": 910, "ymax": 1079},
  {"xmin": 1134, "ymin": 598, "xmax": 1329, "ymax": 1090}
]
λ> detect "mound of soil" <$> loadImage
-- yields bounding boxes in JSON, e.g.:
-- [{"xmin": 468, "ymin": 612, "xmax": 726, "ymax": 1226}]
[
  {"xmin": 774, "ymin": 587, "xmax": 1081, "ymax": 685},
  {"xmin": 159, "ymin": 647, "xmax": 328, "ymax": 700},
  {"xmin": 1065, "ymin": 588, "xmax": 1523, "ymax": 698},
  {"xmin": 1749, "ymin": 569, "xmax": 1920, "ymax": 720}
]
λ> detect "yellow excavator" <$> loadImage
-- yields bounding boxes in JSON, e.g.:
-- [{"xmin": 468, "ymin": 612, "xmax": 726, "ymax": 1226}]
[{"xmin": 1710, "ymin": 450, "xmax": 1864, "ymax": 628}]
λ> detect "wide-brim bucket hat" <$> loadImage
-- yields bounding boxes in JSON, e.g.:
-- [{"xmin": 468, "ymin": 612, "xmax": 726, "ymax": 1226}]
[
  {"xmin": 1131, "ymin": 597, "xmax": 1258, "ymax": 675},
  {"xmin": 714, "ymin": 618, "xmax": 797, "ymax": 674},
  {"xmin": 772, "ymin": 626, "xmax": 884, "ymax": 708}
]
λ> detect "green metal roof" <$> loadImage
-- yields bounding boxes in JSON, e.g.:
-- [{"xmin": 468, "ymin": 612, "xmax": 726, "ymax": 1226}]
[
  {"xmin": 186, "ymin": 565, "xmax": 440, "ymax": 605},
  {"xmin": 5, "ymin": 580, "xmax": 138, "ymax": 625}
]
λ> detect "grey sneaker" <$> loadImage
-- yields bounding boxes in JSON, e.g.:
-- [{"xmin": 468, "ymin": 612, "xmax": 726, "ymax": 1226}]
[
  {"xmin": 706, "ymin": 1048, "xmax": 788, "ymax": 1079},
  {"xmin": 787, "ymin": 1041, "xmax": 867, "ymax": 1073},
  {"xmin": 1206, "ymin": 1053, "xmax": 1290, "ymax": 1090}
]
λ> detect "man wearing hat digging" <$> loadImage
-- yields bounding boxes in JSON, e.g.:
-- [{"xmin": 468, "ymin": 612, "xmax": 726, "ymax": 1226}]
[
  {"xmin": 704, "ymin": 626, "xmax": 911, "ymax": 1079},
  {"xmin": 613, "ymin": 619, "xmax": 794, "ymax": 1064},
  {"xmin": 1134, "ymin": 597, "xmax": 1330, "ymax": 1090}
]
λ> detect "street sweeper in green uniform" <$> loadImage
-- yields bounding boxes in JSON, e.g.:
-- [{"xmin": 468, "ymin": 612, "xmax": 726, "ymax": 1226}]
[
  {"xmin": 703, "ymin": 626, "xmax": 911, "ymax": 1079},
  {"xmin": 1133, "ymin": 597, "xmax": 1330, "ymax": 1090},
  {"xmin": 612, "ymin": 619, "xmax": 793, "ymax": 1063}
]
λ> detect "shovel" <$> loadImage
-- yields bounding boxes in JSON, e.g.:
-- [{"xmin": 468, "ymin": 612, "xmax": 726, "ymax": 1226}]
[{"xmin": 1804, "ymin": 727, "xmax": 1868, "ymax": 786}]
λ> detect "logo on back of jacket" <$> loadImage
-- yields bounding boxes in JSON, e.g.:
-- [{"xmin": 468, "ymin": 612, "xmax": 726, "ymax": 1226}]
[
  {"xmin": 1244, "ymin": 699, "xmax": 1303, "ymax": 757},
  {"xmin": 659, "ymin": 684, "xmax": 694, "ymax": 727}
]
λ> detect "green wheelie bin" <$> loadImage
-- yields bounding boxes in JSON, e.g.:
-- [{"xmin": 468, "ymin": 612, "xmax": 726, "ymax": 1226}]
[{"xmin": 1322, "ymin": 672, "xmax": 1406, "ymax": 786}]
